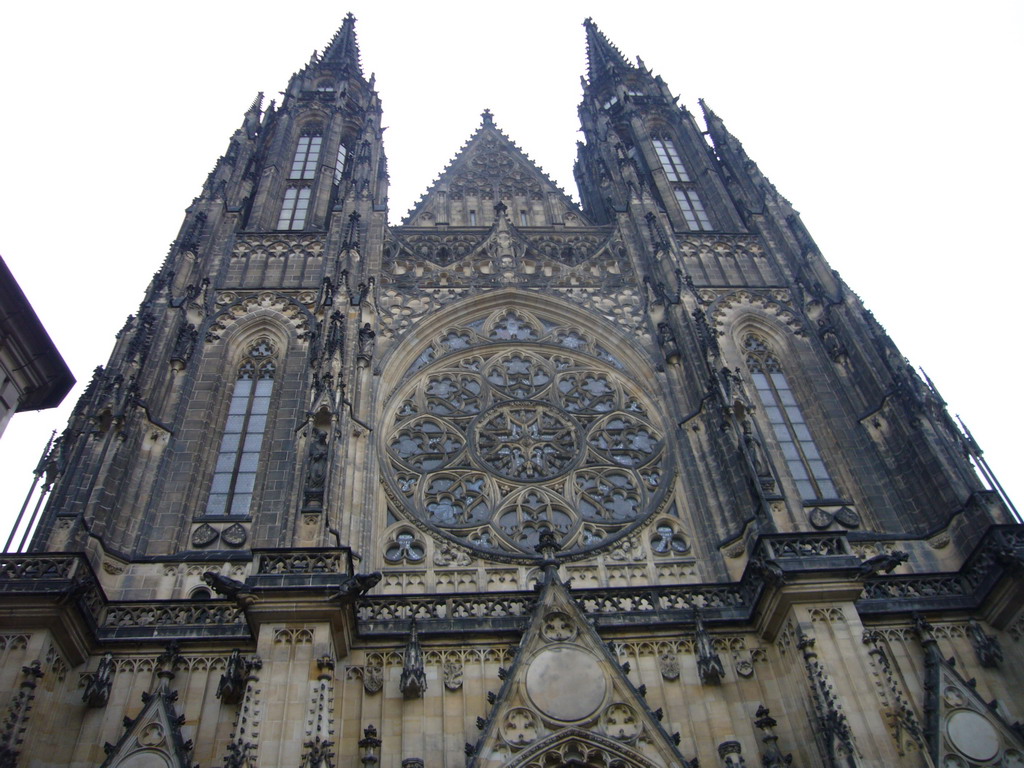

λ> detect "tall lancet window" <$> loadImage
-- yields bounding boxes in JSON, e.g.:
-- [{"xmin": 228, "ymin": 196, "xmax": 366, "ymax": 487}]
[
  {"xmin": 206, "ymin": 339, "xmax": 276, "ymax": 516},
  {"xmin": 652, "ymin": 137, "xmax": 691, "ymax": 182},
  {"xmin": 743, "ymin": 334, "xmax": 837, "ymax": 500},
  {"xmin": 653, "ymin": 136, "xmax": 712, "ymax": 231},
  {"xmin": 277, "ymin": 187, "xmax": 311, "ymax": 230},
  {"xmin": 673, "ymin": 188, "xmax": 712, "ymax": 231},
  {"xmin": 289, "ymin": 126, "xmax": 323, "ymax": 180}
]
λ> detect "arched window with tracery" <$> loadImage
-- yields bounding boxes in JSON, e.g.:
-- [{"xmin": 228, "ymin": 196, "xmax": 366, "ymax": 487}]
[
  {"xmin": 743, "ymin": 333, "xmax": 837, "ymax": 500},
  {"xmin": 205, "ymin": 339, "xmax": 277, "ymax": 516}
]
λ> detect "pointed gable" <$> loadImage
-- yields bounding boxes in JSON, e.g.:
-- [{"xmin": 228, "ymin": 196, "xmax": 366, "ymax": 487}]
[
  {"xmin": 403, "ymin": 111, "xmax": 590, "ymax": 227},
  {"xmin": 467, "ymin": 567, "xmax": 697, "ymax": 768},
  {"xmin": 100, "ymin": 688, "xmax": 195, "ymax": 768},
  {"xmin": 917, "ymin": 619, "xmax": 1024, "ymax": 766}
]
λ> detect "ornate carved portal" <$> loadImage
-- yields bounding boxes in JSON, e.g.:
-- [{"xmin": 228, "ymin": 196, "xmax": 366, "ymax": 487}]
[
  {"xmin": 381, "ymin": 307, "xmax": 673, "ymax": 561},
  {"xmin": 501, "ymin": 730, "xmax": 667, "ymax": 768}
]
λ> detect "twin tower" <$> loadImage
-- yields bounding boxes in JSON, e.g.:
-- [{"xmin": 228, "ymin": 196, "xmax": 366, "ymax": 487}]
[{"xmin": 1, "ymin": 15, "xmax": 1021, "ymax": 768}]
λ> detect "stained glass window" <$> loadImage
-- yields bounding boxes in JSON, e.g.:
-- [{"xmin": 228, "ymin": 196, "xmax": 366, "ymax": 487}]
[
  {"xmin": 206, "ymin": 340, "xmax": 276, "ymax": 516},
  {"xmin": 278, "ymin": 187, "xmax": 311, "ymax": 230},
  {"xmin": 652, "ymin": 138, "xmax": 691, "ymax": 182},
  {"xmin": 289, "ymin": 130, "xmax": 323, "ymax": 180},
  {"xmin": 744, "ymin": 334, "xmax": 837, "ymax": 500},
  {"xmin": 673, "ymin": 188, "xmax": 713, "ymax": 231}
]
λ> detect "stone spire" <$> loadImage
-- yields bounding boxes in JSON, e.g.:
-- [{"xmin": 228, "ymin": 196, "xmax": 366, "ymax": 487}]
[
  {"xmin": 321, "ymin": 12, "xmax": 362, "ymax": 73},
  {"xmin": 582, "ymin": 17, "xmax": 632, "ymax": 82},
  {"xmin": 242, "ymin": 91, "xmax": 262, "ymax": 139}
]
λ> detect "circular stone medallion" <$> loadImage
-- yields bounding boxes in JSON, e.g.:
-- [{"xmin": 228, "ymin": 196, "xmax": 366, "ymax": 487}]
[
  {"xmin": 525, "ymin": 646, "xmax": 607, "ymax": 721},
  {"xmin": 473, "ymin": 402, "xmax": 579, "ymax": 482},
  {"xmin": 945, "ymin": 709, "xmax": 1000, "ymax": 762}
]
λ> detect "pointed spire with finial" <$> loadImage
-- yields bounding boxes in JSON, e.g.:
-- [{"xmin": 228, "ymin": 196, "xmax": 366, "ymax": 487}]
[
  {"xmin": 698, "ymin": 99, "xmax": 731, "ymax": 150},
  {"xmin": 698, "ymin": 98, "xmax": 783, "ymax": 209},
  {"xmin": 246, "ymin": 92, "xmax": 263, "ymax": 115},
  {"xmin": 242, "ymin": 92, "xmax": 263, "ymax": 139},
  {"xmin": 400, "ymin": 618, "xmax": 427, "ymax": 699},
  {"xmin": 321, "ymin": 12, "xmax": 362, "ymax": 74},
  {"xmin": 583, "ymin": 17, "xmax": 633, "ymax": 82}
]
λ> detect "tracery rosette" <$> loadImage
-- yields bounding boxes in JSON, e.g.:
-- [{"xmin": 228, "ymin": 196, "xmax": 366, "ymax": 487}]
[{"xmin": 381, "ymin": 308, "xmax": 674, "ymax": 561}]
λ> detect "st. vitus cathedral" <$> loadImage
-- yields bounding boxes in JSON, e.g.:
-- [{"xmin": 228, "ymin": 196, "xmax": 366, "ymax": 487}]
[{"xmin": 2, "ymin": 14, "xmax": 1022, "ymax": 768}]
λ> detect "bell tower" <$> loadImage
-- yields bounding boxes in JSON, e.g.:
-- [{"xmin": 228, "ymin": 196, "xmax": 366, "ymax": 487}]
[
  {"xmin": 32, "ymin": 14, "xmax": 388, "ymax": 560},
  {"xmin": 575, "ymin": 18, "xmax": 742, "ymax": 234}
]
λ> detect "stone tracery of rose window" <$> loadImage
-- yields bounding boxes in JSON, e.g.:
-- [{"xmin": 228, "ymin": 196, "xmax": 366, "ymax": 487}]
[{"xmin": 381, "ymin": 308, "xmax": 673, "ymax": 561}]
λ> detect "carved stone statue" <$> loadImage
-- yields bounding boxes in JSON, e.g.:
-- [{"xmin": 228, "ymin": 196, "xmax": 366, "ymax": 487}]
[
  {"xmin": 217, "ymin": 649, "xmax": 247, "ymax": 705},
  {"xmin": 304, "ymin": 429, "xmax": 328, "ymax": 509},
  {"xmin": 170, "ymin": 322, "xmax": 198, "ymax": 366},
  {"xmin": 857, "ymin": 550, "xmax": 909, "ymax": 578},
  {"xmin": 83, "ymin": 652, "xmax": 114, "ymax": 708},
  {"xmin": 749, "ymin": 557, "xmax": 786, "ymax": 587},
  {"xmin": 656, "ymin": 322, "xmax": 681, "ymax": 365},
  {"xmin": 694, "ymin": 611, "xmax": 725, "ymax": 684},
  {"xmin": 202, "ymin": 571, "xmax": 257, "ymax": 606},
  {"xmin": 969, "ymin": 619, "xmax": 1003, "ymax": 668},
  {"xmin": 357, "ymin": 323, "xmax": 376, "ymax": 361},
  {"xmin": 740, "ymin": 417, "xmax": 769, "ymax": 478},
  {"xmin": 330, "ymin": 571, "xmax": 382, "ymax": 602}
]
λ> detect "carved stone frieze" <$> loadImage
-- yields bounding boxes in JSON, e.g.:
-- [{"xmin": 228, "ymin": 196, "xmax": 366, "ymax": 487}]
[
  {"xmin": 257, "ymin": 550, "xmax": 346, "ymax": 574},
  {"xmin": 387, "ymin": 231, "xmax": 488, "ymax": 265},
  {"xmin": 0, "ymin": 555, "xmax": 77, "ymax": 580},
  {"xmin": 355, "ymin": 581, "xmax": 759, "ymax": 630},
  {"xmin": 230, "ymin": 234, "xmax": 326, "ymax": 261},
  {"xmin": 104, "ymin": 602, "xmax": 245, "ymax": 629},
  {"xmin": 206, "ymin": 291, "xmax": 315, "ymax": 343},
  {"xmin": 704, "ymin": 288, "xmax": 806, "ymax": 337},
  {"xmin": 378, "ymin": 286, "xmax": 469, "ymax": 338},
  {"xmin": 548, "ymin": 286, "xmax": 644, "ymax": 334},
  {"xmin": 389, "ymin": 228, "xmax": 614, "ymax": 272},
  {"xmin": 0, "ymin": 635, "xmax": 29, "ymax": 652},
  {"xmin": 676, "ymin": 233, "xmax": 768, "ymax": 262}
]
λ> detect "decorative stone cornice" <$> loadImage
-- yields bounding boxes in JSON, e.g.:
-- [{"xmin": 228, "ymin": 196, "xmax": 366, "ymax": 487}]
[{"xmin": 0, "ymin": 526, "xmax": 1021, "ymax": 648}]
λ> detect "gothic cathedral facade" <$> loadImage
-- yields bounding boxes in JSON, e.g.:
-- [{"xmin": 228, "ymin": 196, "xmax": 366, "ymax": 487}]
[{"xmin": 1, "ymin": 16, "xmax": 1022, "ymax": 768}]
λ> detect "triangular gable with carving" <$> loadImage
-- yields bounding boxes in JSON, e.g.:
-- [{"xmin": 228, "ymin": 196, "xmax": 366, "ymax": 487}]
[
  {"xmin": 100, "ymin": 648, "xmax": 195, "ymax": 768},
  {"xmin": 403, "ymin": 111, "xmax": 591, "ymax": 227},
  {"xmin": 99, "ymin": 688, "xmax": 195, "ymax": 768},
  {"xmin": 467, "ymin": 562, "xmax": 697, "ymax": 768},
  {"xmin": 917, "ymin": 618, "xmax": 1024, "ymax": 766}
]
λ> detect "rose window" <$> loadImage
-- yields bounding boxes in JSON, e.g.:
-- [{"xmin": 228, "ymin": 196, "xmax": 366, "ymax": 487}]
[{"xmin": 381, "ymin": 309, "xmax": 673, "ymax": 561}]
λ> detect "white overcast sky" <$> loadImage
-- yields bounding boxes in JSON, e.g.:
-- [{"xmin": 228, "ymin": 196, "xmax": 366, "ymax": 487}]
[{"xmin": 0, "ymin": 1, "xmax": 1021, "ymax": 544}]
